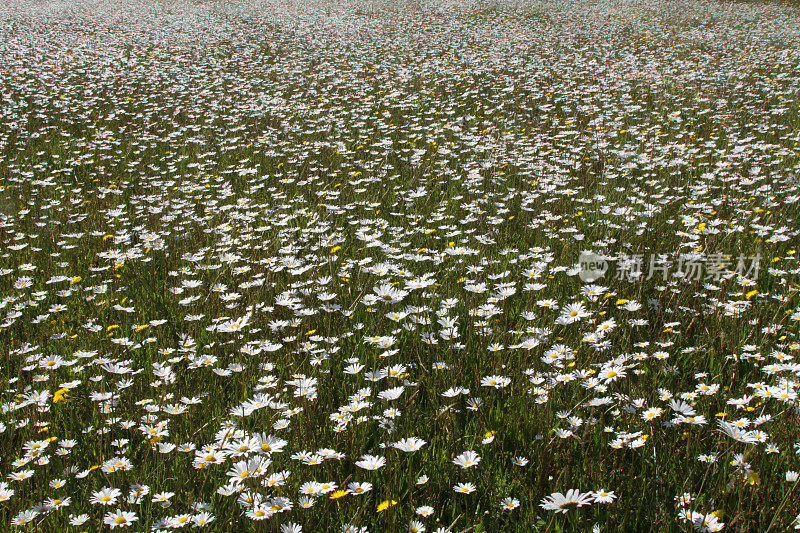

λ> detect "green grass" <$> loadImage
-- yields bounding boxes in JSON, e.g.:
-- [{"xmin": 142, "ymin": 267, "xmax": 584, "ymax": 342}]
[{"xmin": 0, "ymin": 0, "xmax": 799, "ymax": 531}]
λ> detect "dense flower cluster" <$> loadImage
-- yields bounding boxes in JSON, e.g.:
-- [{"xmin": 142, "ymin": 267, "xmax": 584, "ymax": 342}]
[{"xmin": 1, "ymin": 0, "xmax": 800, "ymax": 530}]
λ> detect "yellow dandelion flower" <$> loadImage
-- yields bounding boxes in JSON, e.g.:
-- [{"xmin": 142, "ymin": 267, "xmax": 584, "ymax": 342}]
[{"xmin": 377, "ymin": 500, "xmax": 397, "ymax": 512}]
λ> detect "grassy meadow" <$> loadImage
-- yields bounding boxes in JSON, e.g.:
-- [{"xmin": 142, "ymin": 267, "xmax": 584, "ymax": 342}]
[{"xmin": 1, "ymin": 0, "xmax": 800, "ymax": 530}]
